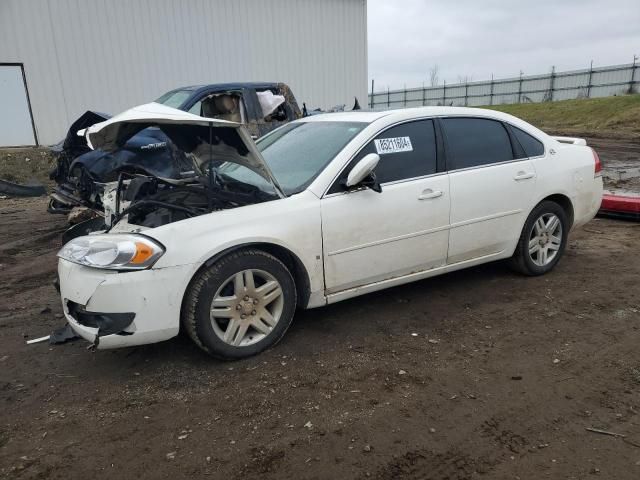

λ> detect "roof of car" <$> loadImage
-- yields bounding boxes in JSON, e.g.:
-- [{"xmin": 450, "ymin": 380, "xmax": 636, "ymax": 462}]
[
  {"xmin": 177, "ymin": 82, "xmax": 281, "ymax": 92},
  {"xmin": 299, "ymin": 106, "xmax": 522, "ymax": 124}
]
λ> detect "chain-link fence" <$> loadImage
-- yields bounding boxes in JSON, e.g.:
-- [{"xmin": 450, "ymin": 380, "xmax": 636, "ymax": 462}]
[{"xmin": 368, "ymin": 60, "xmax": 639, "ymax": 110}]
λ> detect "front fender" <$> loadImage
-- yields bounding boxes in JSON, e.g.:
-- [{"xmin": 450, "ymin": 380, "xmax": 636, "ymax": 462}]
[{"xmin": 144, "ymin": 191, "xmax": 325, "ymax": 306}]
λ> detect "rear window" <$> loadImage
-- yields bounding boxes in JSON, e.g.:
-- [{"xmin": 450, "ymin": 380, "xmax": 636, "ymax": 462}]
[
  {"xmin": 512, "ymin": 126, "xmax": 544, "ymax": 157},
  {"xmin": 442, "ymin": 118, "xmax": 514, "ymax": 170}
]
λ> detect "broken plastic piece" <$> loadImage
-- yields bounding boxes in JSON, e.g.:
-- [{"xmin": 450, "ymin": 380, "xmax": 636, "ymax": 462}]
[
  {"xmin": 67, "ymin": 301, "xmax": 135, "ymax": 336},
  {"xmin": 26, "ymin": 335, "xmax": 51, "ymax": 345},
  {"xmin": 49, "ymin": 324, "xmax": 80, "ymax": 345}
]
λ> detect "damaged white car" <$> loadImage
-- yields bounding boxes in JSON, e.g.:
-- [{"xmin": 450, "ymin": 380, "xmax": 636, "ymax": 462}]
[{"xmin": 58, "ymin": 103, "xmax": 603, "ymax": 359}]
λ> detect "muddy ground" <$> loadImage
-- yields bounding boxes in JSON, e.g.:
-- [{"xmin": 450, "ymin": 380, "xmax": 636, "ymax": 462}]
[
  {"xmin": 1, "ymin": 140, "xmax": 640, "ymax": 480},
  {"xmin": 588, "ymin": 138, "xmax": 640, "ymax": 193}
]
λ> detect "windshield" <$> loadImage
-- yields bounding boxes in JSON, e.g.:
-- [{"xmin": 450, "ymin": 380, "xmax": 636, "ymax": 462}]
[
  {"xmin": 219, "ymin": 121, "xmax": 366, "ymax": 195},
  {"xmin": 155, "ymin": 89, "xmax": 192, "ymax": 109}
]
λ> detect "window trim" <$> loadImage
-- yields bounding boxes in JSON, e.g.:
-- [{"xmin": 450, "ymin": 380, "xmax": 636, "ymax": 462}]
[
  {"xmin": 323, "ymin": 117, "xmax": 442, "ymax": 197},
  {"xmin": 505, "ymin": 123, "xmax": 546, "ymax": 160}
]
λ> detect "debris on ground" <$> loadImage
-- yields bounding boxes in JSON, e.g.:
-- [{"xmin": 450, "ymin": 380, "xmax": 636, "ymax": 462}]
[
  {"xmin": 49, "ymin": 325, "xmax": 80, "ymax": 345},
  {"xmin": 585, "ymin": 427, "xmax": 627, "ymax": 438},
  {"xmin": 0, "ymin": 178, "xmax": 46, "ymax": 197},
  {"xmin": 26, "ymin": 335, "xmax": 50, "ymax": 345}
]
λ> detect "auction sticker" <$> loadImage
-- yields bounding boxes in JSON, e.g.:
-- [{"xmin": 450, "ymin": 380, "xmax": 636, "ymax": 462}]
[{"xmin": 374, "ymin": 136, "xmax": 413, "ymax": 155}]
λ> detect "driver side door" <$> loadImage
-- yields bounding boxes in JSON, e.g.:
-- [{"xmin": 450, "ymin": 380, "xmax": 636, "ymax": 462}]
[{"xmin": 320, "ymin": 119, "xmax": 450, "ymax": 295}]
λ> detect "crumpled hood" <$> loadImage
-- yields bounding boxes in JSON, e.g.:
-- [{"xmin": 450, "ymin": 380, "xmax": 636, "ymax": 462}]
[{"xmin": 81, "ymin": 103, "xmax": 284, "ymax": 197}]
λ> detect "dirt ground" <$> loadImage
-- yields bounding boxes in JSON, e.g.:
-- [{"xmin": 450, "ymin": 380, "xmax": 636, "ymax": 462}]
[
  {"xmin": 0, "ymin": 201, "xmax": 639, "ymax": 479},
  {"xmin": 1, "ymin": 136, "xmax": 640, "ymax": 479},
  {"xmin": 588, "ymin": 138, "xmax": 640, "ymax": 193}
]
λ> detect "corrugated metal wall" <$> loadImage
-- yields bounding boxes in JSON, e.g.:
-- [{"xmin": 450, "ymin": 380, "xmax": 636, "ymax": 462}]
[
  {"xmin": 0, "ymin": 0, "xmax": 367, "ymax": 144},
  {"xmin": 369, "ymin": 63, "xmax": 638, "ymax": 110}
]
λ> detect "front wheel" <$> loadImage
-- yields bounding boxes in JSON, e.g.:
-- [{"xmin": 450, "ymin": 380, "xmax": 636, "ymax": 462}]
[
  {"xmin": 182, "ymin": 249, "xmax": 297, "ymax": 360},
  {"xmin": 509, "ymin": 201, "xmax": 568, "ymax": 276}
]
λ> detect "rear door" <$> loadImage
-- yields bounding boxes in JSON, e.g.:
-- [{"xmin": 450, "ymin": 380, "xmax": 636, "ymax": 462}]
[
  {"xmin": 321, "ymin": 119, "xmax": 450, "ymax": 293},
  {"xmin": 442, "ymin": 117, "xmax": 537, "ymax": 264}
]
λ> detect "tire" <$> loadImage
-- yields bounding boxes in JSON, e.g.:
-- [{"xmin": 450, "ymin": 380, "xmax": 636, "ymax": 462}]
[
  {"xmin": 182, "ymin": 249, "xmax": 297, "ymax": 360},
  {"xmin": 509, "ymin": 201, "xmax": 569, "ymax": 276}
]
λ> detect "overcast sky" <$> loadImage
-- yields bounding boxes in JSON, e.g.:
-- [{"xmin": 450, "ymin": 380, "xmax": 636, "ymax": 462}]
[{"xmin": 368, "ymin": 0, "xmax": 640, "ymax": 91}]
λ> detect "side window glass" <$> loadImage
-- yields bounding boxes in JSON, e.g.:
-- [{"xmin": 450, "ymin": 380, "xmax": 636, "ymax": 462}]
[
  {"xmin": 512, "ymin": 126, "xmax": 544, "ymax": 157},
  {"xmin": 328, "ymin": 120, "xmax": 437, "ymax": 193},
  {"xmin": 188, "ymin": 101, "xmax": 202, "ymax": 115},
  {"xmin": 442, "ymin": 118, "xmax": 514, "ymax": 170},
  {"xmin": 374, "ymin": 120, "xmax": 437, "ymax": 183}
]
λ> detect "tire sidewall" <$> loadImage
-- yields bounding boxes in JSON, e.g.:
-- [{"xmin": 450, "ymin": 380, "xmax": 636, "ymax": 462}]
[
  {"xmin": 521, "ymin": 201, "xmax": 568, "ymax": 275},
  {"xmin": 191, "ymin": 251, "xmax": 297, "ymax": 359}
]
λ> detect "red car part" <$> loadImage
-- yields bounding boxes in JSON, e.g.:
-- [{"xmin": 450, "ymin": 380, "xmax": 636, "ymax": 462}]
[{"xmin": 599, "ymin": 193, "xmax": 640, "ymax": 220}]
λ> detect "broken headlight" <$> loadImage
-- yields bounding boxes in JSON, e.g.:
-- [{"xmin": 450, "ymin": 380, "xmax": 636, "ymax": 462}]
[{"xmin": 57, "ymin": 234, "xmax": 164, "ymax": 270}]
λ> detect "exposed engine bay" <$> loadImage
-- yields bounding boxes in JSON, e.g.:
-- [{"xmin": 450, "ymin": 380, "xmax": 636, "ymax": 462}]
[
  {"xmin": 56, "ymin": 104, "xmax": 284, "ymax": 240},
  {"xmin": 103, "ymin": 168, "xmax": 275, "ymax": 230}
]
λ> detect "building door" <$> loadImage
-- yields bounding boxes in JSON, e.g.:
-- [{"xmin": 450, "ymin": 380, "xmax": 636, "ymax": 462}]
[{"xmin": 0, "ymin": 64, "xmax": 37, "ymax": 146}]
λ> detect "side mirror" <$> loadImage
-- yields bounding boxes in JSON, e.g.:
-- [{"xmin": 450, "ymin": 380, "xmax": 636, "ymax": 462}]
[{"xmin": 346, "ymin": 153, "xmax": 380, "ymax": 188}]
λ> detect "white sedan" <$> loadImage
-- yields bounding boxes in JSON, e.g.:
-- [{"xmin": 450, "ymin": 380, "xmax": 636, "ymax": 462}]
[{"xmin": 57, "ymin": 103, "xmax": 603, "ymax": 359}]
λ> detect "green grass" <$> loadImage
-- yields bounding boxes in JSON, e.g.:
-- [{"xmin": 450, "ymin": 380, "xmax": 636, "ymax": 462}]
[{"xmin": 482, "ymin": 94, "xmax": 640, "ymax": 140}]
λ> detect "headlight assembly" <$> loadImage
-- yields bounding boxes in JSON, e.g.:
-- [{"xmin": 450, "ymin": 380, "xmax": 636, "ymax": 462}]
[{"xmin": 57, "ymin": 234, "xmax": 164, "ymax": 270}]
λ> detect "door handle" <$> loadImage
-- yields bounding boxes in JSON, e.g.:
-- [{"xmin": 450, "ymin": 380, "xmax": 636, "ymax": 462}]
[
  {"xmin": 418, "ymin": 189, "xmax": 443, "ymax": 200},
  {"xmin": 514, "ymin": 171, "xmax": 535, "ymax": 181}
]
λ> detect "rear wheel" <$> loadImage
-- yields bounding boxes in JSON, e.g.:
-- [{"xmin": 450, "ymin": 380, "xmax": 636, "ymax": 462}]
[
  {"xmin": 182, "ymin": 249, "xmax": 297, "ymax": 359},
  {"xmin": 509, "ymin": 201, "xmax": 568, "ymax": 276}
]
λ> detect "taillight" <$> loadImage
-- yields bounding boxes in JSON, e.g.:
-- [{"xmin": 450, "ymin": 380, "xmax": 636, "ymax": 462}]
[{"xmin": 591, "ymin": 148, "xmax": 602, "ymax": 177}]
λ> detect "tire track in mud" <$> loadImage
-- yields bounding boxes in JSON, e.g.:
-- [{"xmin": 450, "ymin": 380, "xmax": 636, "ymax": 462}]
[{"xmin": 369, "ymin": 448, "xmax": 496, "ymax": 480}]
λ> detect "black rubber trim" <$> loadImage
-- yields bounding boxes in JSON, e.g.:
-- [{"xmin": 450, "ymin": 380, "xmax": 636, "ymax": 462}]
[
  {"xmin": 67, "ymin": 301, "xmax": 135, "ymax": 336},
  {"xmin": 0, "ymin": 179, "xmax": 46, "ymax": 197}
]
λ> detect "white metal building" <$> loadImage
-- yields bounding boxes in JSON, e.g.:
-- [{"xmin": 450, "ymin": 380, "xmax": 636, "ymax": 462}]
[{"xmin": 0, "ymin": 0, "xmax": 368, "ymax": 146}]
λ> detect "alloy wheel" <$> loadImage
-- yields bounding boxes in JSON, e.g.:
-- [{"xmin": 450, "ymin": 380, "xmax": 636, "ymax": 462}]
[
  {"xmin": 528, "ymin": 213, "xmax": 562, "ymax": 267},
  {"xmin": 210, "ymin": 269, "xmax": 284, "ymax": 347}
]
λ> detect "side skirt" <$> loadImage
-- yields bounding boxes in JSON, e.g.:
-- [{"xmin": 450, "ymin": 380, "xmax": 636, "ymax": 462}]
[{"xmin": 324, "ymin": 251, "xmax": 508, "ymax": 305}]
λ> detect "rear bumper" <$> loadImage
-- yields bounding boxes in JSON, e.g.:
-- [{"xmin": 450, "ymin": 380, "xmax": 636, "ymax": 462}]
[{"xmin": 58, "ymin": 259, "xmax": 195, "ymax": 349}]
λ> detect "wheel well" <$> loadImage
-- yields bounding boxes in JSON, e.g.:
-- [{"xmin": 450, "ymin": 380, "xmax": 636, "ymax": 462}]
[
  {"xmin": 540, "ymin": 194, "xmax": 574, "ymax": 228},
  {"xmin": 199, "ymin": 243, "xmax": 312, "ymax": 309}
]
